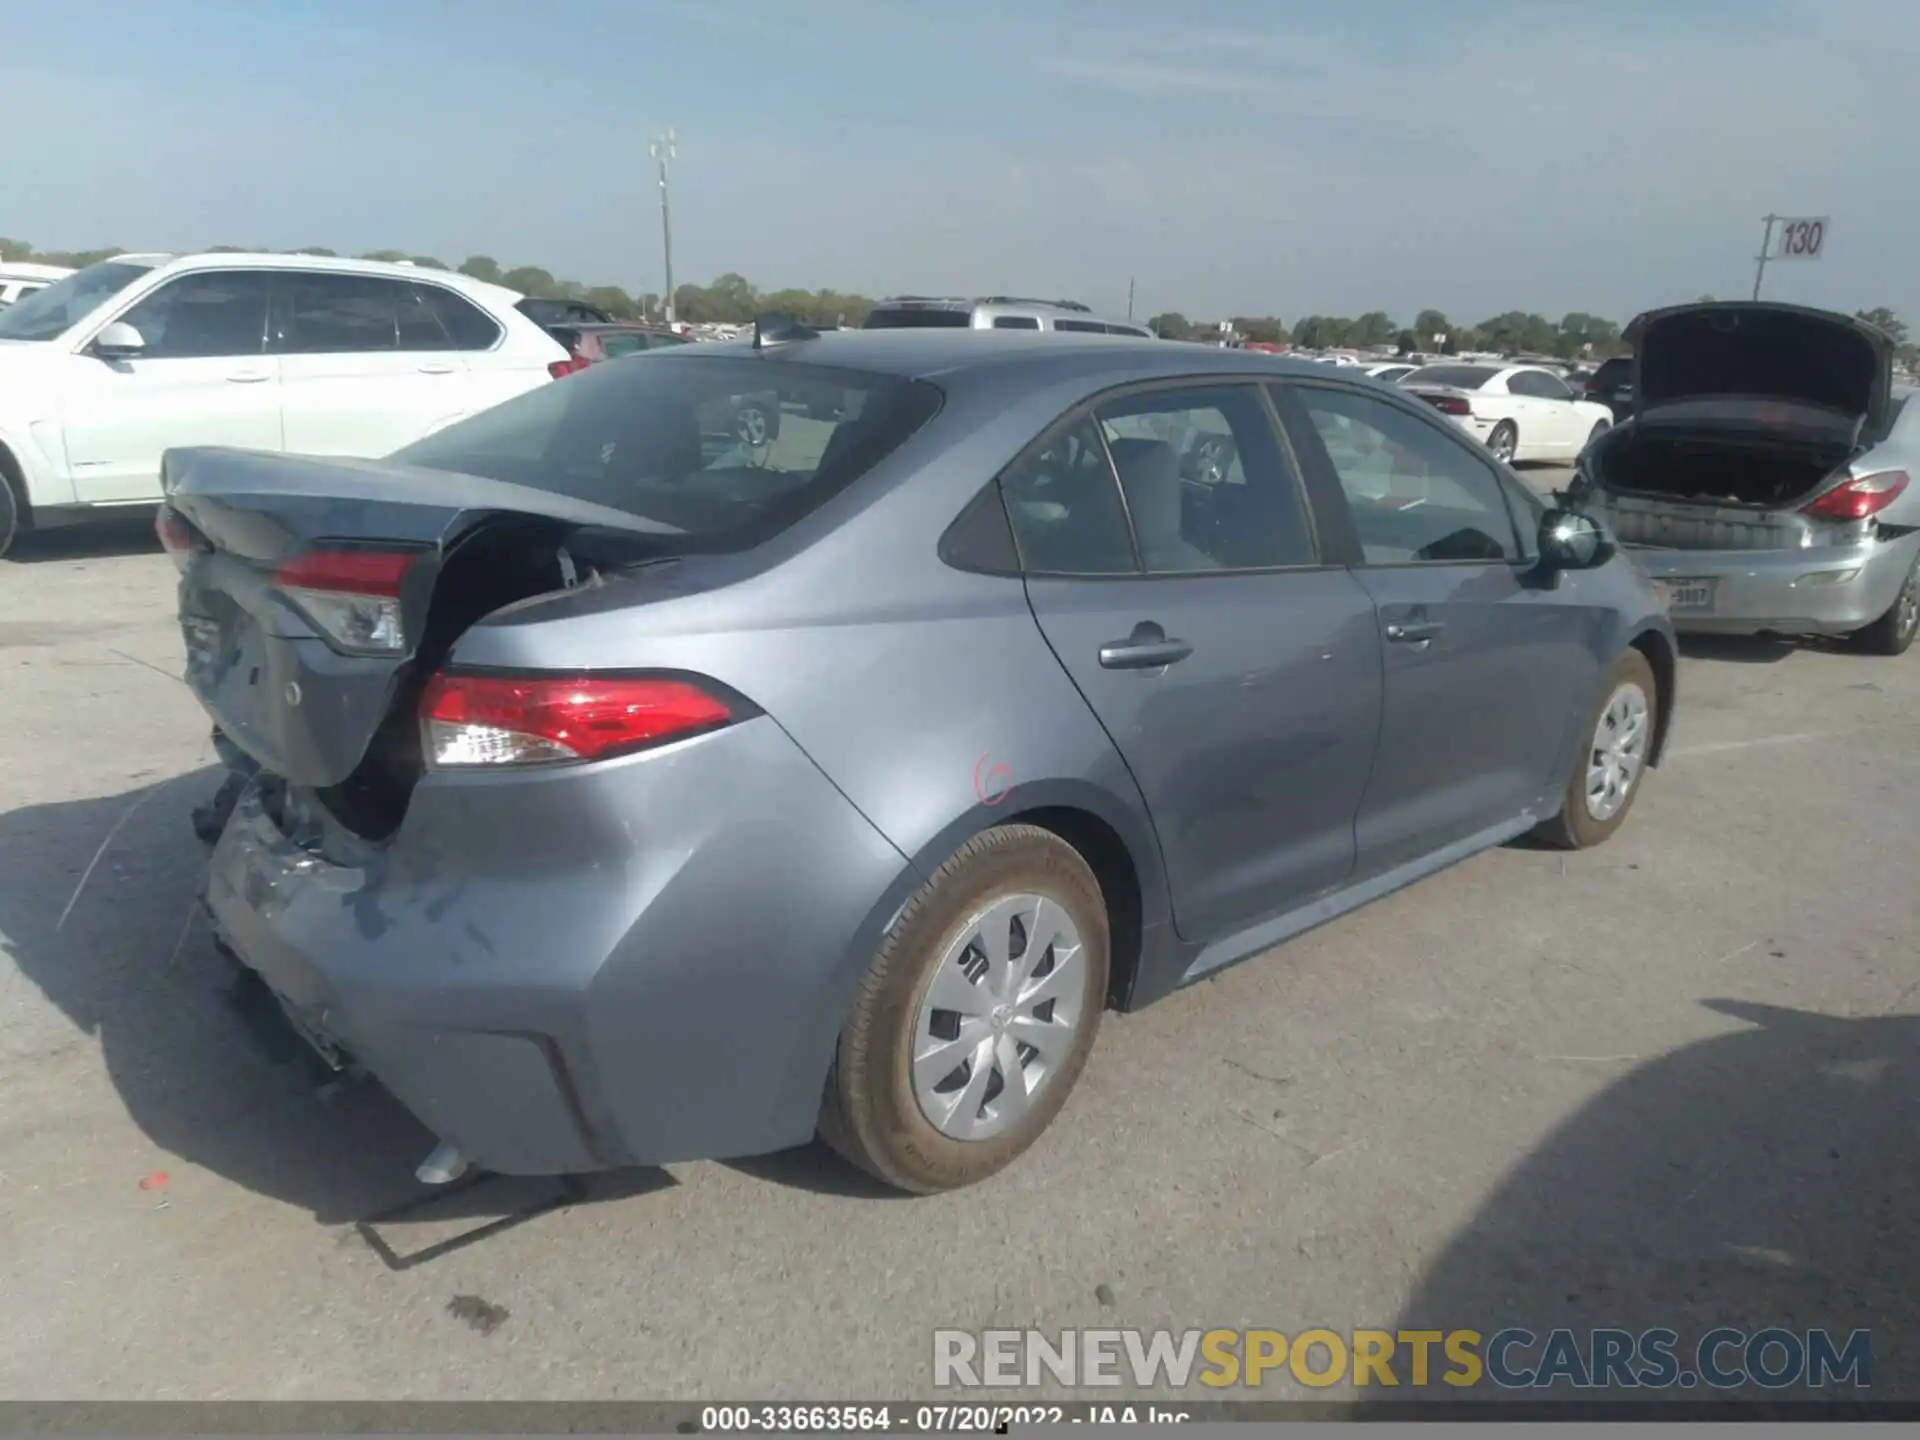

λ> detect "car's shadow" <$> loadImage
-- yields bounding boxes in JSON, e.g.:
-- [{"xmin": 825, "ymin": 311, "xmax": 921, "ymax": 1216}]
[
  {"xmin": 1678, "ymin": 634, "xmax": 1803, "ymax": 665},
  {"xmin": 1357, "ymin": 998, "xmax": 1920, "ymax": 1410},
  {"xmin": 0, "ymin": 773, "xmax": 682, "ymax": 1232},
  {"xmin": 5, "ymin": 517, "xmax": 163, "ymax": 563}
]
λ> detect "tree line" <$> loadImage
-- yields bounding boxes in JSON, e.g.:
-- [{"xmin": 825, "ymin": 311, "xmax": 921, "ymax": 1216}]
[{"xmin": 3, "ymin": 238, "xmax": 1912, "ymax": 366}]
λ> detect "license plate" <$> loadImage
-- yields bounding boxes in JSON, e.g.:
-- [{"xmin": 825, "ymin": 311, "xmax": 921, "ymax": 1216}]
[{"xmin": 1664, "ymin": 578, "xmax": 1716, "ymax": 612}]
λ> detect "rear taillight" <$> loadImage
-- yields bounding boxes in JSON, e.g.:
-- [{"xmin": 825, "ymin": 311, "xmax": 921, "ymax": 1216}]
[
  {"xmin": 419, "ymin": 672, "xmax": 738, "ymax": 769},
  {"xmin": 155, "ymin": 504, "xmax": 201, "ymax": 557},
  {"xmin": 273, "ymin": 547, "xmax": 420, "ymax": 653},
  {"xmin": 548, "ymin": 354, "xmax": 591, "ymax": 379},
  {"xmin": 1429, "ymin": 395, "xmax": 1472, "ymax": 417},
  {"xmin": 1801, "ymin": 470, "xmax": 1909, "ymax": 522}
]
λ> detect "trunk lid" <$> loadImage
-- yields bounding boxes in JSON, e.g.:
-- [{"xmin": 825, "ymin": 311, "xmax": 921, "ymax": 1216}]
[
  {"xmin": 164, "ymin": 446, "xmax": 681, "ymax": 791},
  {"xmin": 1626, "ymin": 302, "xmax": 1894, "ymax": 432}
]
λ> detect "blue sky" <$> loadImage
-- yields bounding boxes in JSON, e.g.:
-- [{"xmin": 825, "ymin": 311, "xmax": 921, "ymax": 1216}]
[{"xmin": 6, "ymin": 0, "xmax": 1916, "ymax": 328}]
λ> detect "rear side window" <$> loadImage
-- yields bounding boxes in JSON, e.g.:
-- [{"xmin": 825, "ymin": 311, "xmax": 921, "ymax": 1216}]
[
  {"xmin": 992, "ymin": 315, "xmax": 1039, "ymax": 330},
  {"xmin": 863, "ymin": 306, "xmax": 972, "ymax": 329},
  {"xmin": 999, "ymin": 417, "xmax": 1138, "ymax": 574},
  {"xmin": 598, "ymin": 331, "xmax": 656, "ymax": 357},
  {"xmin": 1094, "ymin": 384, "xmax": 1316, "ymax": 571},
  {"xmin": 414, "ymin": 284, "xmax": 503, "ymax": 350},
  {"xmin": 1404, "ymin": 364, "xmax": 1498, "ymax": 390},
  {"xmin": 273, "ymin": 272, "xmax": 408, "ymax": 353},
  {"xmin": 1054, "ymin": 319, "xmax": 1107, "ymax": 334},
  {"xmin": 392, "ymin": 356, "xmax": 943, "ymax": 551}
]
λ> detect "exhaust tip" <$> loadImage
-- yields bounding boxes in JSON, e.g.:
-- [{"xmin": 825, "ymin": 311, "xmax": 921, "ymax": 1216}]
[{"xmin": 416, "ymin": 1141, "xmax": 470, "ymax": 1186}]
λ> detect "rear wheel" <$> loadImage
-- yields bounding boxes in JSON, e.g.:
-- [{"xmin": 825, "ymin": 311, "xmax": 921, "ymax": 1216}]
[
  {"xmin": 1532, "ymin": 649, "xmax": 1658, "ymax": 850},
  {"xmin": 1847, "ymin": 555, "xmax": 1920, "ymax": 657},
  {"xmin": 0, "ymin": 479, "xmax": 17, "ymax": 559},
  {"xmin": 1487, "ymin": 421, "xmax": 1519, "ymax": 464},
  {"xmin": 819, "ymin": 825, "xmax": 1110, "ymax": 1194}
]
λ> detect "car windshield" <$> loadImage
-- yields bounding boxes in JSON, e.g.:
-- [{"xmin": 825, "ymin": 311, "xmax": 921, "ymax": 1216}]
[
  {"xmin": 0, "ymin": 259, "xmax": 155, "ymax": 342},
  {"xmin": 1404, "ymin": 364, "xmax": 1500, "ymax": 390},
  {"xmin": 392, "ymin": 353, "xmax": 943, "ymax": 550}
]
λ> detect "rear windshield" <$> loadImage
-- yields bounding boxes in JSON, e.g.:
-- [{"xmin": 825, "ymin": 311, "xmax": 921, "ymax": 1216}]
[
  {"xmin": 863, "ymin": 306, "xmax": 972, "ymax": 329},
  {"xmin": 1403, "ymin": 364, "xmax": 1499, "ymax": 390},
  {"xmin": 1592, "ymin": 357, "xmax": 1629, "ymax": 383},
  {"xmin": 391, "ymin": 354, "xmax": 943, "ymax": 550}
]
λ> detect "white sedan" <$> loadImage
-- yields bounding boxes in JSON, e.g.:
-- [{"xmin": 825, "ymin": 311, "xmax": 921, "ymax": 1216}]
[{"xmin": 1399, "ymin": 362, "xmax": 1615, "ymax": 464}]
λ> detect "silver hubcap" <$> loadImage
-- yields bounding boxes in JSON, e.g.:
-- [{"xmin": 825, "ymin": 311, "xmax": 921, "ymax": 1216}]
[
  {"xmin": 1491, "ymin": 428, "xmax": 1515, "ymax": 461},
  {"xmin": 912, "ymin": 892, "xmax": 1089, "ymax": 1142},
  {"xmin": 1896, "ymin": 570, "xmax": 1919, "ymax": 639},
  {"xmin": 737, "ymin": 408, "xmax": 768, "ymax": 445},
  {"xmin": 1585, "ymin": 682, "xmax": 1650, "ymax": 822}
]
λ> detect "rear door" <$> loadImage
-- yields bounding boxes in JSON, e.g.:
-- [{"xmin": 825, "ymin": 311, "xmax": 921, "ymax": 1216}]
[
  {"xmin": 1275, "ymin": 380, "xmax": 1603, "ymax": 875},
  {"xmin": 1011, "ymin": 379, "xmax": 1383, "ymax": 947},
  {"xmin": 61, "ymin": 270, "xmax": 283, "ymax": 503},
  {"xmin": 273, "ymin": 271, "xmax": 474, "ymax": 456}
]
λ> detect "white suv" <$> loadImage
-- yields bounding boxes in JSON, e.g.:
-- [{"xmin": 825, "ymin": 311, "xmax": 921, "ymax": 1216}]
[{"xmin": 0, "ymin": 252, "xmax": 567, "ymax": 554}]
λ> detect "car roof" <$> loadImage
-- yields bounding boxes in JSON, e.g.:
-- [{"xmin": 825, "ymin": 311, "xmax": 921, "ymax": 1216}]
[
  {"xmin": 133, "ymin": 251, "xmax": 525, "ymax": 306},
  {"xmin": 668, "ymin": 328, "xmax": 1338, "ymax": 385}
]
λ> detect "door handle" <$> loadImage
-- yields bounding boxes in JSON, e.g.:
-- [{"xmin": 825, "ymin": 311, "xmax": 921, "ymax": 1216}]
[
  {"xmin": 225, "ymin": 370, "xmax": 270, "ymax": 384},
  {"xmin": 1099, "ymin": 622, "xmax": 1193, "ymax": 670},
  {"xmin": 1385, "ymin": 619, "xmax": 1444, "ymax": 643},
  {"xmin": 417, "ymin": 362, "xmax": 457, "ymax": 375}
]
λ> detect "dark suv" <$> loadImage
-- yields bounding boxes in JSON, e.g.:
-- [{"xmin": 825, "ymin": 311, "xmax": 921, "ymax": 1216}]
[{"xmin": 1584, "ymin": 356, "xmax": 1633, "ymax": 422}]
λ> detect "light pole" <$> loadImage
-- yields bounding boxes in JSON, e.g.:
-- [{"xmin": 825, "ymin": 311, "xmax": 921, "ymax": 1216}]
[{"xmin": 650, "ymin": 128, "xmax": 678, "ymax": 324}]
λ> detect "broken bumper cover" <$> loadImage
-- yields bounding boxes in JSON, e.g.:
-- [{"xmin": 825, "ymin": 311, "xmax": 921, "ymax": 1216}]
[
  {"xmin": 202, "ymin": 716, "xmax": 910, "ymax": 1176},
  {"xmin": 1629, "ymin": 530, "xmax": 1920, "ymax": 635}
]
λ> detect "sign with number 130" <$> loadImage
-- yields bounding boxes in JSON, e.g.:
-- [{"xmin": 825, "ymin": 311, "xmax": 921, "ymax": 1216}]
[{"xmin": 1771, "ymin": 216, "xmax": 1829, "ymax": 260}]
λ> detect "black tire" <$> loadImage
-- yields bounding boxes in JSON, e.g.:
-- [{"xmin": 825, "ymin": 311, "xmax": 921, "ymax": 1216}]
[
  {"xmin": 1585, "ymin": 420, "xmax": 1609, "ymax": 449},
  {"xmin": 1846, "ymin": 554, "xmax": 1920, "ymax": 656},
  {"xmin": 1532, "ymin": 648, "xmax": 1659, "ymax": 850},
  {"xmin": 0, "ymin": 477, "xmax": 16, "ymax": 560},
  {"xmin": 819, "ymin": 824, "xmax": 1110, "ymax": 1194},
  {"xmin": 1487, "ymin": 421, "xmax": 1519, "ymax": 464}
]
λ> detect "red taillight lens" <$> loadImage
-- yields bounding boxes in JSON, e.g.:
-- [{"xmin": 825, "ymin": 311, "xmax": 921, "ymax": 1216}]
[
  {"xmin": 155, "ymin": 504, "xmax": 200, "ymax": 556},
  {"xmin": 1802, "ymin": 470, "xmax": 1910, "ymax": 522},
  {"xmin": 1430, "ymin": 396, "xmax": 1472, "ymax": 416},
  {"xmin": 419, "ymin": 672, "xmax": 737, "ymax": 769},
  {"xmin": 272, "ymin": 547, "xmax": 421, "ymax": 653},
  {"xmin": 548, "ymin": 354, "xmax": 591, "ymax": 379}
]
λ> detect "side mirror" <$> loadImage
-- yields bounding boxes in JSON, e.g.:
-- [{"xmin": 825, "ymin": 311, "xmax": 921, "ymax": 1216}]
[
  {"xmin": 92, "ymin": 321, "xmax": 146, "ymax": 359},
  {"xmin": 1538, "ymin": 508, "xmax": 1614, "ymax": 572}
]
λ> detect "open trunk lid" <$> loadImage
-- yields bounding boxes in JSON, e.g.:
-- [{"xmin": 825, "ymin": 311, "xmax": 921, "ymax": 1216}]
[
  {"xmin": 1626, "ymin": 302, "xmax": 1894, "ymax": 433},
  {"xmin": 163, "ymin": 446, "xmax": 681, "ymax": 791}
]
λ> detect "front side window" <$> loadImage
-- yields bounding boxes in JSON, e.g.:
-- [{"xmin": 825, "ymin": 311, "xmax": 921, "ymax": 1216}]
[
  {"xmin": 1054, "ymin": 319, "xmax": 1107, "ymax": 334},
  {"xmin": 598, "ymin": 331, "xmax": 657, "ymax": 357},
  {"xmin": 1287, "ymin": 385, "xmax": 1522, "ymax": 565},
  {"xmin": 393, "ymin": 355, "xmax": 943, "ymax": 551},
  {"xmin": 1093, "ymin": 384, "xmax": 1316, "ymax": 572},
  {"xmin": 999, "ymin": 416, "xmax": 1138, "ymax": 575},
  {"xmin": 114, "ymin": 271, "xmax": 273, "ymax": 358},
  {"xmin": 0, "ymin": 259, "xmax": 155, "ymax": 342}
]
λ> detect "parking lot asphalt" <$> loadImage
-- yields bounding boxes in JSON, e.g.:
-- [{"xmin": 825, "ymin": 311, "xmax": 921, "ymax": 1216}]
[{"xmin": 2, "ymin": 466, "xmax": 1917, "ymax": 1402}]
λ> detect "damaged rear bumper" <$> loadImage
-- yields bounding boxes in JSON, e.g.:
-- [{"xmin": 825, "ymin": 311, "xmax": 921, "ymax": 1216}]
[
  {"xmin": 1626, "ymin": 531, "xmax": 1920, "ymax": 635},
  {"xmin": 201, "ymin": 716, "xmax": 912, "ymax": 1176}
]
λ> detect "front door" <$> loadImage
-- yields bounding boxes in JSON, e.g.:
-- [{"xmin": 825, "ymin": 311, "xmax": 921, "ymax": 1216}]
[
  {"xmin": 1278, "ymin": 380, "xmax": 1602, "ymax": 876},
  {"xmin": 62, "ymin": 271, "xmax": 282, "ymax": 504},
  {"xmin": 1009, "ymin": 381, "xmax": 1383, "ymax": 945}
]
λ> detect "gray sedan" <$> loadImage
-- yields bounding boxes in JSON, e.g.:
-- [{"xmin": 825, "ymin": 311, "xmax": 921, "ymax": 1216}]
[
  {"xmin": 160, "ymin": 327, "xmax": 1676, "ymax": 1195},
  {"xmin": 1575, "ymin": 302, "xmax": 1920, "ymax": 654}
]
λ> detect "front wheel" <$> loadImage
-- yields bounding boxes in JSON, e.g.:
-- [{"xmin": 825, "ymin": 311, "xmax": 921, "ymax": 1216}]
[
  {"xmin": 0, "ymin": 479, "xmax": 18, "ymax": 559},
  {"xmin": 1847, "ymin": 554, "xmax": 1920, "ymax": 656},
  {"xmin": 1532, "ymin": 648, "xmax": 1659, "ymax": 850},
  {"xmin": 1585, "ymin": 420, "xmax": 1610, "ymax": 450},
  {"xmin": 1486, "ymin": 421, "xmax": 1519, "ymax": 464},
  {"xmin": 818, "ymin": 825, "xmax": 1110, "ymax": 1194}
]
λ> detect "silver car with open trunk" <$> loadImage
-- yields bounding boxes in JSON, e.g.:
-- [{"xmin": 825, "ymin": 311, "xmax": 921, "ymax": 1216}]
[{"xmin": 1571, "ymin": 301, "xmax": 1920, "ymax": 655}]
